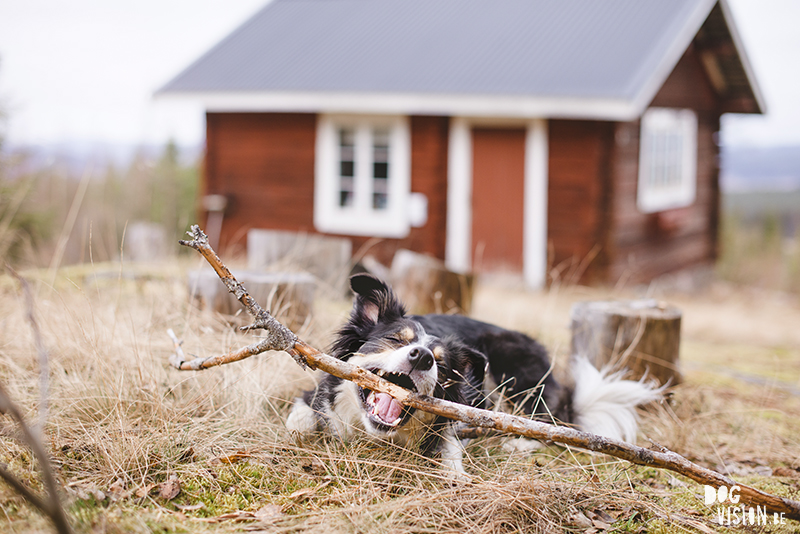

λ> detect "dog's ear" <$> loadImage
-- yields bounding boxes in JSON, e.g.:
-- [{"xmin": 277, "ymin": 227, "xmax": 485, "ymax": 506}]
[
  {"xmin": 349, "ymin": 274, "xmax": 405, "ymax": 325},
  {"xmin": 329, "ymin": 274, "xmax": 407, "ymax": 360},
  {"xmin": 350, "ymin": 272, "xmax": 387, "ymax": 297}
]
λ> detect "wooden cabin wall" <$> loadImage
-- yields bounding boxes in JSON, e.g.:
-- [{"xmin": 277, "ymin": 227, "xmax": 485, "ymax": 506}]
[
  {"xmin": 605, "ymin": 45, "xmax": 722, "ymax": 284},
  {"xmin": 403, "ymin": 115, "xmax": 451, "ymax": 260},
  {"xmin": 204, "ymin": 112, "xmax": 317, "ymax": 256},
  {"xmin": 547, "ymin": 120, "xmax": 614, "ymax": 284},
  {"xmin": 203, "ymin": 112, "xmax": 450, "ymax": 265}
]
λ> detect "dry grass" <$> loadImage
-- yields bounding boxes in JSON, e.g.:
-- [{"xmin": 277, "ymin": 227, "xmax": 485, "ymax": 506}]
[{"xmin": 1, "ymin": 260, "xmax": 800, "ymax": 533}]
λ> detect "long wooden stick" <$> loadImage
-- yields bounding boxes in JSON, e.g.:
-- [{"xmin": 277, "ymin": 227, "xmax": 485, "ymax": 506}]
[{"xmin": 174, "ymin": 225, "xmax": 800, "ymax": 521}]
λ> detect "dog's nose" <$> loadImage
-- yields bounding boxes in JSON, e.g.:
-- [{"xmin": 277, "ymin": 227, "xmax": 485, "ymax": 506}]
[{"xmin": 408, "ymin": 346, "xmax": 434, "ymax": 371}]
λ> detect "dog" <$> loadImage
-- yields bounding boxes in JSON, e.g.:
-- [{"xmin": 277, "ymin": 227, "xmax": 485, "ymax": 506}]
[{"xmin": 286, "ymin": 274, "xmax": 662, "ymax": 475}]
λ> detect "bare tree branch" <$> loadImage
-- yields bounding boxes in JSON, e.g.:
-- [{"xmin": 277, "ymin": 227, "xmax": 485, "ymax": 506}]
[
  {"xmin": 173, "ymin": 225, "xmax": 800, "ymax": 521},
  {"xmin": 178, "ymin": 228, "xmax": 301, "ymax": 366}
]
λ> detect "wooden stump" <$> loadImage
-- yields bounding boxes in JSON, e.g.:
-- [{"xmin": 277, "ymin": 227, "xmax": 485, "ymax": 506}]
[
  {"xmin": 390, "ymin": 249, "xmax": 475, "ymax": 315},
  {"xmin": 188, "ymin": 270, "xmax": 315, "ymax": 331},
  {"xmin": 247, "ymin": 229, "xmax": 352, "ymax": 295},
  {"xmin": 570, "ymin": 300, "xmax": 681, "ymax": 386}
]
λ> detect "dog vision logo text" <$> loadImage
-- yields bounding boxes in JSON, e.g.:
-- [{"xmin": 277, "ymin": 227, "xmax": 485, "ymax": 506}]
[{"xmin": 704, "ymin": 485, "xmax": 786, "ymax": 526}]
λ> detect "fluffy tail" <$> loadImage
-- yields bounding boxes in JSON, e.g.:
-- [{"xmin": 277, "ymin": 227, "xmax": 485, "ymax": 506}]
[{"xmin": 570, "ymin": 357, "xmax": 665, "ymax": 443}]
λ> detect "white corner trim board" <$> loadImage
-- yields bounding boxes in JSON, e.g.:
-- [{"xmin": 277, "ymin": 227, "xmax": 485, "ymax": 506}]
[
  {"xmin": 524, "ymin": 119, "xmax": 548, "ymax": 290},
  {"xmin": 445, "ymin": 117, "xmax": 473, "ymax": 274}
]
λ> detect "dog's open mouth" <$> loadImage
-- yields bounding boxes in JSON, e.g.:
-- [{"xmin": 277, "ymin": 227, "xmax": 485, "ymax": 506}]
[{"xmin": 360, "ymin": 369, "xmax": 416, "ymax": 430}]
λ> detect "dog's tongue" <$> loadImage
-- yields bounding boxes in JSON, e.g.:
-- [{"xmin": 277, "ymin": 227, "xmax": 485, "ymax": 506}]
[{"xmin": 373, "ymin": 393, "xmax": 403, "ymax": 424}]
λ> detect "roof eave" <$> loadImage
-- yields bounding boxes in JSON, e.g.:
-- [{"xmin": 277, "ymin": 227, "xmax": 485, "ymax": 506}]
[
  {"xmin": 717, "ymin": 0, "xmax": 767, "ymax": 114},
  {"xmin": 154, "ymin": 90, "xmax": 641, "ymax": 122}
]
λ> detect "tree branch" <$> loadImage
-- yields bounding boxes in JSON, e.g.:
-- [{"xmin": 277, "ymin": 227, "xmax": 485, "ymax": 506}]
[
  {"xmin": 178, "ymin": 228, "xmax": 301, "ymax": 366},
  {"xmin": 173, "ymin": 225, "xmax": 800, "ymax": 521}
]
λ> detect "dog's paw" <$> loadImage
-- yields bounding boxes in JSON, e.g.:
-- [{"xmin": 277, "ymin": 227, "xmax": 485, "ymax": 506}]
[
  {"xmin": 502, "ymin": 437, "xmax": 545, "ymax": 454},
  {"xmin": 442, "ymin": 467, "xmax": 473, "ymax": 485},
  {"xmin": 285, "ymin": 398, "xmax": 317, "ymax": 434}
]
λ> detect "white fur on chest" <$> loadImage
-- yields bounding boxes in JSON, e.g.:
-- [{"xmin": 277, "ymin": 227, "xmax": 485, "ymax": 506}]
[{"xmin": 330, "ymin": 380, "xmax": 437, "ymax": 446}]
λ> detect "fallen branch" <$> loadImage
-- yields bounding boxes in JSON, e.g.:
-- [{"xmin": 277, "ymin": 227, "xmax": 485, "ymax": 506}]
[{"xmin": 173, "ymin": 225, "xmax": 800, "ymax": 521}]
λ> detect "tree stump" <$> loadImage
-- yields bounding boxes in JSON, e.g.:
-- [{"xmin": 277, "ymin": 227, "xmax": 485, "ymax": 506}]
[
  {"xmin": 570, "ymin": 300, "xmax": 681, "ymax": 386},
  {"xmin": 390, "ymin": 249, "xmax": 475, "ymax": 315},
  {"xmin": 247, "ymin": 229, "xmax": 352, "ymax": 295},
  {"xmin": 188, "ymin": 270, "xmax": 315, "ymax": 331}
]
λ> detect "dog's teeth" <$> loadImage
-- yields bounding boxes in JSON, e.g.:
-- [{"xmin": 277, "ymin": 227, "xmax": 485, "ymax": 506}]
[
  {"xmin": 377, "ymin": 370, "xmax": 385, "ymax": 377},
  {"xmin": 367, "ymin": 391, "xmax": 376, "ymax": 406}
]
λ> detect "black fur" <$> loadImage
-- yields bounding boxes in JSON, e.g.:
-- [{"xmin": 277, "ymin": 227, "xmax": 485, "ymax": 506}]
[{"xmin": 414, "ymin": 314, "xmax": 574, "ymax": 423}]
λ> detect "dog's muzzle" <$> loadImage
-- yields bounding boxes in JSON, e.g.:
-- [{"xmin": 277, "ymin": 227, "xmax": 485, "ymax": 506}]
[{"xmin": 359, "ymin": 346, "xmax": 435, "ymax": 431}]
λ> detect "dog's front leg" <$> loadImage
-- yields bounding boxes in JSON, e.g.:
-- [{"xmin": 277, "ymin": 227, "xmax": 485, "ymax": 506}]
[
  {"xmin": 439, "ymin": 424, "xmax": 471, "ymax": 482},
  {"xmin": 286, "ymin": 396, "xmax": 318, "ymax": 434}
]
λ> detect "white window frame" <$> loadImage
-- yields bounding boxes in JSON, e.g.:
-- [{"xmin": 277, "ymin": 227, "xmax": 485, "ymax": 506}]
[
  {"xmin": 637, "ymin": 107, "xmax": 698, "ymax": 213},
  {"xmin": 314, "ymin": 114, "xmax": 411, "ymax": 238}
]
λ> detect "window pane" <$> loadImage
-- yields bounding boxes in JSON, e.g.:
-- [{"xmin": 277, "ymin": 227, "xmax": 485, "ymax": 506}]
[
  {"xmin": 373, "ymin": 162, "xmax": 388, "ymax": 179},
  {"xmin": 339, "ymin": 128, "xmax": 355, "ymax": 207},
  {"xmin": 373, "ymin": 192, "xmax": 388, "ymax": 210},
  {"xmin": 667, "ymin": 132, "xmax": 682, "ymax": 186},
  {"xmin": 372, "ymin": 129, "xmax": 390, "ymax": 210},
  {"xmin": 648, "ymin": 126, "xmax": 684, "ymax": 190},
  {"xmin": 638, "ymin": 107, "xmax": 697, "ymax": 213},
  {"xmin": 340, "ymin": 161, "xmax": 354, "ymax": 177}
]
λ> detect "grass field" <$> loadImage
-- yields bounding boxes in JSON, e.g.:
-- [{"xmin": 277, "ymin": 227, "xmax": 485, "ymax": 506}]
[{"xmin": 1, "ymin": 259, "xmax": 799, "ymax": 533}]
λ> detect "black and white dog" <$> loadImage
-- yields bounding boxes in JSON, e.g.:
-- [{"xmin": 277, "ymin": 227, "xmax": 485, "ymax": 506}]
[{"xmin": 287, "ymin": 274, "xmax": 662, "ymax": 475}]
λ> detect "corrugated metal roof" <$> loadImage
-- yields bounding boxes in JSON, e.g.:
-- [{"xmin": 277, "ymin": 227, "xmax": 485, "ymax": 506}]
[{"xmin": 158, "ymin": 0, "xmax": 762, "ymax": 116}]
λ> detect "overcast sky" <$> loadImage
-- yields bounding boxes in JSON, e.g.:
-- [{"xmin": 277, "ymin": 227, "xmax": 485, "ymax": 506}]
[{"xmin": 0, "ymin": 0, "xmax": 798, "ymax": 150}]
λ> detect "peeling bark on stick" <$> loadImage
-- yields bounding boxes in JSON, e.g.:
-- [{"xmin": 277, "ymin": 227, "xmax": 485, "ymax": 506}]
[{"xmin": 173, "ymin": 225, "xmax": 800, "ymax": 521}]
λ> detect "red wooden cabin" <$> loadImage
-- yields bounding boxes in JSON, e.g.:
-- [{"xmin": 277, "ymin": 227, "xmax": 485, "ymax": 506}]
[{"xmin": 159, "ymin": 0, "xmax": 763, "ymax": 287}]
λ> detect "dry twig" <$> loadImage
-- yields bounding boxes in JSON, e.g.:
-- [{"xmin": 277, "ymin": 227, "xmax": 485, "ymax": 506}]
[
  {"xmin": 9, "ymin": 267, "xmax": 50, "ymax": 434},
  {"xmin": 1, "ymin": 266, "xmax": 72, "ymax": 534},
  {"xmin": 172, "ymin": 225, "xmax": 800, "ymax": 521}
]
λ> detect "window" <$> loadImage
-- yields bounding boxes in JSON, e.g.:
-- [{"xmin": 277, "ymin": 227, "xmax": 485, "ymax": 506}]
[
  {"xmin": 315, "ymin": 115, "xmax": 411, "ymax": 237},
  {"xmin": 637, "ymin": 108, "xmax": 698, "ymax": 213}
]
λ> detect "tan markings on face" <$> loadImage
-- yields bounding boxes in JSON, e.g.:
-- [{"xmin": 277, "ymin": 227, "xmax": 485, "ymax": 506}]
[
  {"xmin": 432, "ymin": 345, "xmax": 445, "ymax": 362},
  {"xmin": 399, "ymin": 327, "xmax": 415, "ymax": 342}
]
